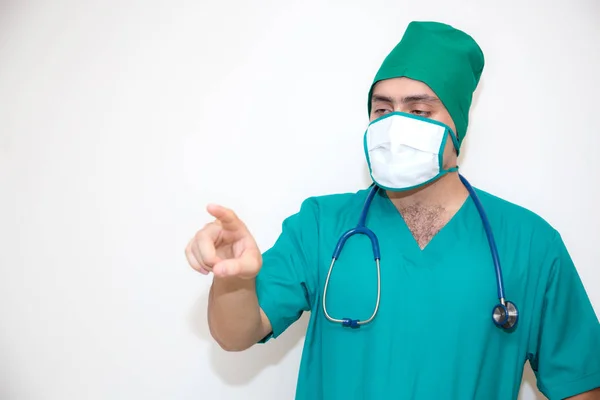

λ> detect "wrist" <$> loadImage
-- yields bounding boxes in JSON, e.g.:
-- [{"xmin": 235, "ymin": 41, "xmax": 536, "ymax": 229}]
[{"xmin": 211, "ymin": 274, "xmax": 256, "ymax": 294}]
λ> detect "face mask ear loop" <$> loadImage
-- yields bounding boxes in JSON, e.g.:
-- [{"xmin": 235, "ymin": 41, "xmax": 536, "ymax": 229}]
[
  {"xmin": 438, "ymin": 165, "xmax": 459, "ymax": 176},
  {"xmin": 449, "ymin": 128, "xmax": 461, "ymax": 157},
  {"xmin": 443, "ymin": 125, "xmax": 461, "ymax": 170}
]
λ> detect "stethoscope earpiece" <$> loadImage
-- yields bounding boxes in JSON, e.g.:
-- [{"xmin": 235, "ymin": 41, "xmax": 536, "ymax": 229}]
[{"xmin": 492, "ymin": 301, "xmax": 519, "ymax": 330}]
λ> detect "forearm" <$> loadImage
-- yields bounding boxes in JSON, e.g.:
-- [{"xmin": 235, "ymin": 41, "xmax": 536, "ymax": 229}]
[{"xmin": 207, "ymin": 276, "xmax": 270, "ymax": 351}]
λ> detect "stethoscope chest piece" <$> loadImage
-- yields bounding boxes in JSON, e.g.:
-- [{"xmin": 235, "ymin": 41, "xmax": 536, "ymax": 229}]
[{"xmin": 492, "ymin": 301, "xmax": 519, "ymax": 330}]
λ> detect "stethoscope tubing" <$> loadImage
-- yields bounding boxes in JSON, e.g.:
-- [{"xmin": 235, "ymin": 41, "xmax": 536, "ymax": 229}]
[{"xmin": 322, "ymin": 174, "xmax": 513, "ymax": 328}]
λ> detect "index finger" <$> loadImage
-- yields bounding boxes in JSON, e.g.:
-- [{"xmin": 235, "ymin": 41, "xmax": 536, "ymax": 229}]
[{"xmin": 206, "ymin": 204, "xmax": 245, "ymax": 231}]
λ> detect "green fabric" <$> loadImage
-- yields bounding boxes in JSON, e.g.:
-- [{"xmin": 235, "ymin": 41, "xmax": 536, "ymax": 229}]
[
  {"xmin": 256, "ymin": 188, "xmax": 600, "ymax": 399},
  {"xmin": 368, "ymin": 21, "xmax": 485, "ymax": 149}
]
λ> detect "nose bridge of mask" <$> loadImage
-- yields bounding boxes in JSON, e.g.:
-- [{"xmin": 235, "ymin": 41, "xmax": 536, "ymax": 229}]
[
  {"xmin": 389, "ymin": 115, "xmax": 446, "ymax": 153},
  {"xmin": 368, "ymin": 113, "xmax": 447, "ymax": 154}
]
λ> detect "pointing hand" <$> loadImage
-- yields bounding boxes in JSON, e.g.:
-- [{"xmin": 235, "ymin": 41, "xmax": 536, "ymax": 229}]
[{"xmin": 185, "ymin": 205, "xmax": 262, "ymax": 279}]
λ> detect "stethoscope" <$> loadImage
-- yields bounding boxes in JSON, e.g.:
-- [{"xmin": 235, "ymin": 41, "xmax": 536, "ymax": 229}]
[{"xmin": 322, "ymin": 174, "xmax": 519, "ymax": 330}]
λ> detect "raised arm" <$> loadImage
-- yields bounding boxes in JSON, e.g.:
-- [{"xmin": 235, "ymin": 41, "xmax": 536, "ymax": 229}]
[{"xmin": 185, "ymin": 204, "xmax": 271, "ymax": 351}]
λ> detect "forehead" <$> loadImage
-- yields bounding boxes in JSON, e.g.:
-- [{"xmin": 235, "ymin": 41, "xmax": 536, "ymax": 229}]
[{"xmin": 371, "ymin": 77, "xmax": 437, "ymax": 98}]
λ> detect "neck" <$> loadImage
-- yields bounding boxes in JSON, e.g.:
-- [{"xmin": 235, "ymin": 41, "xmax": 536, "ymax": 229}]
[{"xmin": 385, "ymin": 172, "xmax": 468, "ymax": 213}]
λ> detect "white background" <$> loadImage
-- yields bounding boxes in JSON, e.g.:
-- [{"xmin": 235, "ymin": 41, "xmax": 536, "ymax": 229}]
[{"xmin": 1, "ymin": 1, "xmax": 598, "ymax": 399}]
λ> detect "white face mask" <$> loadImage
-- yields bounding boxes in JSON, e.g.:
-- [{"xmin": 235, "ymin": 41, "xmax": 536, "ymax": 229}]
[{"xmin": 363, "ymin": 112, "xmax": 459, "ymax": 191}]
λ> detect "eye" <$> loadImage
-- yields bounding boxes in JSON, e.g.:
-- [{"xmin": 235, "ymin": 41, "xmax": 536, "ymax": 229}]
[
  {"xmin": 374, "ymin": 109, "xmax": 391, "ymax": 115},
  {"xmin": 411, "ymin": 110, "xmax": 431, "ymax": 117}
]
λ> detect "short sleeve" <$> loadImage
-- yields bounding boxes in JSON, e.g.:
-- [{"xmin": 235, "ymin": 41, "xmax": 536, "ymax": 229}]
[
  {"xmin": 255, "ymin": 198, "xmax": 319, "ymax": 343},
  {"xmin": 528, "ymin": 232, "xmax": 600, "ymax": 399}
]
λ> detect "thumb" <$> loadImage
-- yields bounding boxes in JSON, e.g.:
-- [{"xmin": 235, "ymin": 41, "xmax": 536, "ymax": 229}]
[{"xmin": 213, "ymin": 250, "xmax": 261, "ymax": 279}]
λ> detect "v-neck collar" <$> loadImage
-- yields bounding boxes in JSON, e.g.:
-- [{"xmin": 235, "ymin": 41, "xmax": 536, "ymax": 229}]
[{"xmin": 371, "ymin": 188, "xmax": 474, "ymax": 261}]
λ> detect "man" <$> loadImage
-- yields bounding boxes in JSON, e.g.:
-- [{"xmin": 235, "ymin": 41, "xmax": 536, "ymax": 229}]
[{"xmin": 185, "ymin": 21, "xmax": 600, "ymax": 399}]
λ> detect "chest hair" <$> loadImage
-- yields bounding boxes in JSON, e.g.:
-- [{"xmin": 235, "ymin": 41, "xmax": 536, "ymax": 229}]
[{"xmin": 399, "ymin": 204, "xmax": 451, "ymax": 249}]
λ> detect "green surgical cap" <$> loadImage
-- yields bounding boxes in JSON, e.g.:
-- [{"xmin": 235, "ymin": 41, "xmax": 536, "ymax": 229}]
[{"xmin": 368, "ymin": 21, "xmax": 484, "ymax": 149}]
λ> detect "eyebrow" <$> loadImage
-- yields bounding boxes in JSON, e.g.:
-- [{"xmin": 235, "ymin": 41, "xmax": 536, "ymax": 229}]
[{"xmin": 371, "ymin": 94, "xmax": 441, "ymax": 104}]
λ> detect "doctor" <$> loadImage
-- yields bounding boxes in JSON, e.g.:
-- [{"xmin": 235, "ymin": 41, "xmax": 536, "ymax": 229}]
[{"xmin": 185, "ymin": 21, "xmax": 600, "ymax": 399}]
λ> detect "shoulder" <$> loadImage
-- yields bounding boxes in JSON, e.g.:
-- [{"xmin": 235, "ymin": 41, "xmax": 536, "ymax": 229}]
[
  {"xmin": 474, "ymin": 188, "xmax": 558, "ymax": 235},
  {"xmin": 472, "ymin": 187, "xmax": 563, "ymax": 259},
  {"xmin": 295, "ymin": 187, "xmax": 373, "ymax": 220},
  {"xmin": 274, "ymin": 187, "xmax": 372, "ymax": 236}
]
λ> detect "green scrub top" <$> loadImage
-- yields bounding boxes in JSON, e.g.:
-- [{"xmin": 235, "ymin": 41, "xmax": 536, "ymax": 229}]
[{"xmin": 255, "ymin": 185, "xmax": 600, "ymax": 400}]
